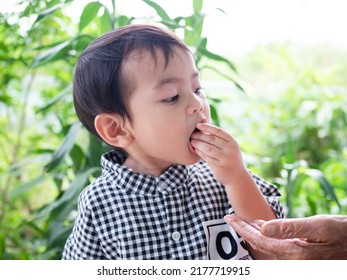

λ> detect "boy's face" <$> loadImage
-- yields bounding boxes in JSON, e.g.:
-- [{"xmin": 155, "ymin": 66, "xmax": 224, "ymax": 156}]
[{"xmin": 122, "ymin": 47, "xmax": 210, "ymax": 175}]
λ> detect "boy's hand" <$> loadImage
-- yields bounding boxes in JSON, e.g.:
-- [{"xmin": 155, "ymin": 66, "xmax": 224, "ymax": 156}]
[
  {"xmin": 192, "ymin": 123, "xmax": 278, "ymax": 245},
  {"xmin": 190, "ymin": 123, "xmax": 248, "ymax": 186}
]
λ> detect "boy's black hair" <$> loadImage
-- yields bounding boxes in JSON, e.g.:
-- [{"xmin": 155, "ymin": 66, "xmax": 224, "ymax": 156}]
[{"xmin": 73, "ymin": 24, "xmax": 189, "ymax": 139}]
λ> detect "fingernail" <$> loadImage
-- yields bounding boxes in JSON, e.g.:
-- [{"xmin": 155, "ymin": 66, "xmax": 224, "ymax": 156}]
[
  {"xmin": 224, "ymin": 214, "xmax": 233, "ymax": 222},
  {"xmin": 197, "ymin": 122, "xmax": 204, "ymax": 129},
  {"xmin": 262, "ymin": 224, "xmax": 276, "ymax": 237}
]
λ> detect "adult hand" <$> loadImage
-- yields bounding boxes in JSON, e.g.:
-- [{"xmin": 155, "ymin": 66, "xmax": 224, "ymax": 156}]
[{"xmin": 224, "ymin": 214, "xmax": 347, "ymax": 259}]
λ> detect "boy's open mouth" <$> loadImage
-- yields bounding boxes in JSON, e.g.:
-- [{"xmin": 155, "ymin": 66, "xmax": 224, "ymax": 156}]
[
  {"xmin": 193, "ymin": 126, "xmax": 200, "ymax": 133},
  {"xmin": 189, "ymin": 118, "xmax": 207, "ymax": 152},
  {"xmin": 190, "ymin": 127, "xmax": 200, "ymax": 141},
  {"xmin": 189, "ymin": 118, "xmax": 206, "ymax": 141},
  {"xmin": 188, "ymin": 126, "xmax": 200, "ymax": 154}
]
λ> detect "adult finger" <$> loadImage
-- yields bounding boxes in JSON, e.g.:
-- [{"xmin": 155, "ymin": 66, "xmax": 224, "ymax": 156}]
[
  {"xmin": 225, "ymin": 215, "xmax": 308, "ymax": 259},
  {"xmin": 293, "ymin": 239, "xmax": 347, "ymax": 260},
  {"xmin": 224, "ymin": 215, "xmax": 279, "ymax": 255}
]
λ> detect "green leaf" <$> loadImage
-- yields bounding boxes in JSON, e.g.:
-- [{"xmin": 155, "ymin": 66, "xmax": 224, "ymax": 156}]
[
  {"xmin": 118, "ymin": 15, "xmax": 132, "ymax": 27},
  {"xmin": 86, "ymin": 134, "xmax": 109, "ymax": 168},
  {"xmin": 285, "ymin": 132, "xmax": 296, "ymax": 164},
  {"xmin": 193, "ymin": 0, "xmax": 203, "ymax": 14},
  {"xmin": 43, "ymin": 168, "xmax": 99, "ymax": 249},
  {"xmin": 32, "ymin": 3, "xmax": 63, "ymax": 26},
  {"xmin": 46, "ymin": 222, "xmax": 73, "ymax": 250},
  {"xmin": 184, "ymin": 27, "xmax": 196, "ymax": 46},
  {"xmin": 31, "ymin": 40, "xmax": 72, "ymax": 68},
  {"xmin": 306, "ymin": 196, "xmax": 317, "ymax": 215},
  {"xmin": 10, "ymin": 174, "xmax": 46, "ymax": 198},
  {"xmin": 40, "ymin": 167, "xmax": 98, "ymax": 219},
  {"xmin": 44, "ymin": 122, "xmax": 82, "ymax": 172},
  {"xmin": 79, "ymin": 1, "xmax": 103, "ymax": 32},
  {"xmin": 208, "ymin": 97, "xmax": 222, "ymax": 104},
  {"xmin": 304, "ymin": 169, "xmax": 341, "ymax": 207},
  {"xmin": 142, "ymin": 0, "xmax": 171, "ymax": 21},
  {"xmin": 35, "ymin": 84, "xmax": 72, "ymax": 114},
  {"xmin": 203, "ymin": 65, "xmax": 245, "ymax": 93},
  {"xmin": 215, "ymin": 8, "xmax": 227, "ymax": 15},
  {"xmin": 209, "ymin": 104, "xmax": 220, "ymax": 126},
  {"xmin": 99, "ymin": 9, "xmax": 112, "ymax": 34},
  {"xmin": 0, "ymin": 231, "xmax": 5, "ymax": 257},
  {"xmin": 198, "ymin": 38, "xmax": 237, "ymax": 72},
  {"xmin": 184, "ymin": 16, "xmax": 204, "ymax": 45},
  {"xmin": 73, "ymin": 34, "xmax": 96, "ymax": 52},
  {"xmin": 70, "ymin": 144, "xmax": 85, "ymax": 172},
  {"xmin": 160, "ymin": 20, "xmax": 184, "ymax": 30}
]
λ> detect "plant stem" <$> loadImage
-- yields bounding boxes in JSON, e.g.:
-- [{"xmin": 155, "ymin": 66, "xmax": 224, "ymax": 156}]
[
  {"xmin": 0, "ymin": 70, "xmax": 36, "ymax": 226},
  {"xmin": 111, "ymin": 0, "xmax": 116, "ymax": 29}
]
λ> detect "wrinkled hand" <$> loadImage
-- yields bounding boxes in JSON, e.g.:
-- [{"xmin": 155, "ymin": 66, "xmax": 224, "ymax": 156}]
[
  {"xmin": 190, "ymin": 123, "xmax": 247, "ymax": 186},
  {"xmin": 224, "ymin": 214, "xmax": 347, "ymax": 260}
]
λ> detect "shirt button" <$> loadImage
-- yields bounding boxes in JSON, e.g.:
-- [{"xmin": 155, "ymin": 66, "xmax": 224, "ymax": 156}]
[
  {"xmin": 159, "ymin": 181, "xmax": 168, "ymax": 189},
  {"xmin": 172, "ymin": 231, "xmax": 181, "ymax": 242}
]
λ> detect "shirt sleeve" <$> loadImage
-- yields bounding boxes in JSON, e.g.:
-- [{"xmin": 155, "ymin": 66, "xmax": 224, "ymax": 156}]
[
  {"xmin": 62, "ymin": 192, "xmax": 106, "ymax": 260},
  {"xmin": 251, "ymin": 173, "xmax": 285, "ymax": 218}
]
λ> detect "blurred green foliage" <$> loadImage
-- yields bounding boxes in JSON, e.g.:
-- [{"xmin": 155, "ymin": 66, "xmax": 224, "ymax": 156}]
[
  {"xmin": 0, "ymin": 0, "xmax": 346, "ymax": 259},
  {"xmin": 219, "ymin": 44, "xmax": 347, "ymax": 217}
]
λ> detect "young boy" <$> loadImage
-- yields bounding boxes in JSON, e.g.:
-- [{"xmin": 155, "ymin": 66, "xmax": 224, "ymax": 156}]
[{"xmin": 62, "ymin": 24, "xmax": 283, "ymax": 260}]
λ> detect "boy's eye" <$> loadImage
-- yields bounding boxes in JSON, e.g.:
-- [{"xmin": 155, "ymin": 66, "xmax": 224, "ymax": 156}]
[
  {"xmin": 163, "ymin": 95, "xmax": 179, "ymax": 103},
  {"xmin": 194, "ymin": 87, "xmax": 203, "ymax": 95}
]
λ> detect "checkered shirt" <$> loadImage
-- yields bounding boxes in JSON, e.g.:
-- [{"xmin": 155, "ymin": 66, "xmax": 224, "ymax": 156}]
[{"xmin": 62, "ymin": 150, "xmax": 284, "ymax": 260}]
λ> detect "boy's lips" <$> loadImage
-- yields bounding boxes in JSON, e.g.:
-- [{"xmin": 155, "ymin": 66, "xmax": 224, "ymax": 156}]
[{"xmin": 188, "ymin": 117, "xmax": 207, "ymax": 155}]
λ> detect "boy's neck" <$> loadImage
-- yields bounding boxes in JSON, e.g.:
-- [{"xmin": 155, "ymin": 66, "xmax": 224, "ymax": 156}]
[{"xmin": 123, "ymin": 154, "xmax": 173, "ymax": 177}]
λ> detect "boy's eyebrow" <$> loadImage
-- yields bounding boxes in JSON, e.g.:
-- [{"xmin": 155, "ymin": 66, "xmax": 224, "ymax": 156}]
[{"xmin": 154, "ymin": 72, "xmax": 200, "ymax": 89}]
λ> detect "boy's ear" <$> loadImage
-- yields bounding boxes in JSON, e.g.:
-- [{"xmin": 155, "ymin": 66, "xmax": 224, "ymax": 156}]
[{"xmin": 94, "ymin": 113, "xmax": 133, "ymax": 148}]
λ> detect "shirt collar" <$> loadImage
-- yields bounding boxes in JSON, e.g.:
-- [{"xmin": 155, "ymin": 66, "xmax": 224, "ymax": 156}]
[{"xmin": 101, "ymin": 150, "xmax": 189, "ymax": 196}]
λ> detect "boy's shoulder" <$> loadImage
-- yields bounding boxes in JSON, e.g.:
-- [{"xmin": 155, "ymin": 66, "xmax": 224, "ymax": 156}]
[
  {"xmin": 78, "ymin": 173, "xmax": 118, "ymax": 209},
  {"xmin": 77, "ymin": 150, "xmax": 126, "ymax": 208}
]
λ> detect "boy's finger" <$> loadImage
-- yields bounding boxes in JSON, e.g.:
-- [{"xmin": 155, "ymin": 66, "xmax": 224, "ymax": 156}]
[
  {"xmin": 196, "ymin": 123, "xmax": 233, "ymax": 142},
  {"xmin": 190, "ymin": 131, "xmax": 225, "ymax": 146},
  {"xmin": 192, "ymin": 140, "xmax": 222, "ymax": 161}
]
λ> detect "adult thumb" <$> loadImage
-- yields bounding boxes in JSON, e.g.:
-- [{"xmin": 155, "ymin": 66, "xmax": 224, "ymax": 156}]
[{"xmin": 261, "ymin": 218, "xmax": 313, "ymax": 239}]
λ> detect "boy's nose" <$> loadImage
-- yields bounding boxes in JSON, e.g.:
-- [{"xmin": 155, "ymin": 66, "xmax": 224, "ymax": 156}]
[{"xmin": 188, "ymin": 94, "xmax": 204, "ymax": 115}]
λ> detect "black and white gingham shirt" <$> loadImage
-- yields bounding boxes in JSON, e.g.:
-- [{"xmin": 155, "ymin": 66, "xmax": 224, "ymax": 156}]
[{"xmin": 62, "ymin": 150, "xmax": 284, "ymax": 260}]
